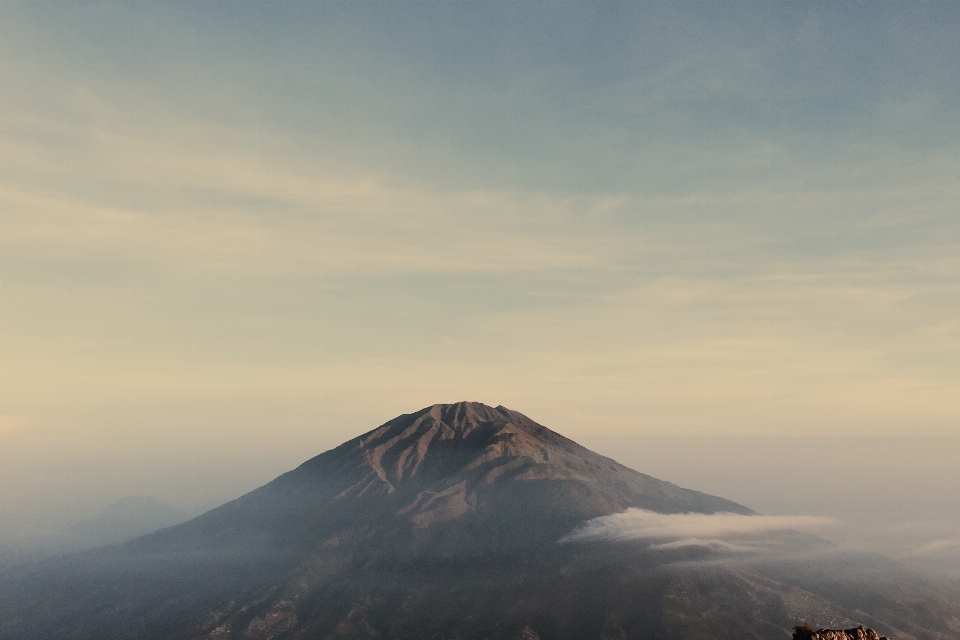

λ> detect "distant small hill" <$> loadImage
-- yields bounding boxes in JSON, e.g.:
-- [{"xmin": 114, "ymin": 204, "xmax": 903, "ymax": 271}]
[
  {"xmin": 0, "ymin": 496, "xmax": 187, "ymax": 566},
  {"xmin": 68, "ymin": 495, "xmax": 184, "ymax": 545}
]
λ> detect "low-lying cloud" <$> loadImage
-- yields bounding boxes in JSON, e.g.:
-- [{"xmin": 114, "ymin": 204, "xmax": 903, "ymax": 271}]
[{"xmin": 561, "ymin": 509, "xmax": 836, "ymax": 549}]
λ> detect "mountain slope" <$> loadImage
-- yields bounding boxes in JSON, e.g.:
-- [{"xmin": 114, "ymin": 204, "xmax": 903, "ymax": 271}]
[{"xmin": 2, "ymin": 403, "xmax": 958, "ymax": 640}]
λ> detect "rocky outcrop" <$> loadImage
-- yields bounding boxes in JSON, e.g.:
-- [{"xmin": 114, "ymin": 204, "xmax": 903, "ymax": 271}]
[{"xmin": 793, "ymin": 625, "xmax": 890, "ymax": 640}]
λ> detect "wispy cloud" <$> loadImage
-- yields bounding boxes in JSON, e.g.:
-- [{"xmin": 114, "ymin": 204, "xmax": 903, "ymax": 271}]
[
  {"xmin": 911, "ymin": 537, "xmax": 960, "ymax": 556},
  {"xmin": 561, "ymin": 509, "xmax": 835, "ymax": 546},
  {"xmin": 0, "ymin": 414, "xmax": 32, "ymax": 434},
  {"xmin": 648, "ymin": 538, "xmax": 776, "ymax": 553}
]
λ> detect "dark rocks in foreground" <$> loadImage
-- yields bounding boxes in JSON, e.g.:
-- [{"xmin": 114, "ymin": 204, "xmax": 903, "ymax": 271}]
[{"xmin": 794, "ymin": 625, "xmax": 890, "ymax": 640}]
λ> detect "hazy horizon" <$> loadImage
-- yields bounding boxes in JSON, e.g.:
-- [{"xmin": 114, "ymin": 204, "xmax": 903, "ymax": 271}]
[{"xmin": 1, "ymin": 1, "xmax": 958, "ymax": 578}]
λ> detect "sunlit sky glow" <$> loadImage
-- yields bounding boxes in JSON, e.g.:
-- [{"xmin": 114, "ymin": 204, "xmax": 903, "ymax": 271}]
[{"xmin": 1, "ymin": 1, "xmax": 958, "ymax": 533}]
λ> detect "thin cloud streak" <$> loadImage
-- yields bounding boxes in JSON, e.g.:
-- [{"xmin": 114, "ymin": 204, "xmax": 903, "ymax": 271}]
[
  {"xmin": 561, "ymin": 509, "xmax": 836, "ymax": 544},
  {"xmin": 648, "ymin": 538, "xmax": 775, "ymax": 553},
  {"xmin": 911, "ymin": 538, "xmax": 960, "ymax": 556}
]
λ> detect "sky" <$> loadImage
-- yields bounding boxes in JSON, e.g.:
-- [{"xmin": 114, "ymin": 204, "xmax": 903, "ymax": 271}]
[{"xmin": 1, "ymin": 1, "xmax": 958, "ymax": 538}]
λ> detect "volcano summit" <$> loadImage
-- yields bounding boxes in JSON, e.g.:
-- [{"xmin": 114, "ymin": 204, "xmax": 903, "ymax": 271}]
[
  {"xmin": 2, "ymin": 403, "xmax": 958, "ymax": 640},
  {"xmin": 178, "ymin": 401, "xmax": 752, "ymax": 557}
]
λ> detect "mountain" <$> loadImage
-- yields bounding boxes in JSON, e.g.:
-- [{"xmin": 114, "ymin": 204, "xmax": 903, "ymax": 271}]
[
  {"xmin": 1, "ymin": 402, "xmax": 958, "ymax": 640},
  {"xmin": 68, "ymin": 496, "xmax": 185, "ymax": 544},
  {"xmin": 153, "ymin": 402, "xmax": 751, "ymax": 558},
  {"xmin": 0, "ymin": 496, "xmax": 186, "ymax": 567}
]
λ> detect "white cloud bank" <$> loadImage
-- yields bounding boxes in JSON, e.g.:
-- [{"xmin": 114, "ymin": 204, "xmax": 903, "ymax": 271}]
[{"xmin": 561, "ymin": 509, "xmax": 836, "ymax": 550}]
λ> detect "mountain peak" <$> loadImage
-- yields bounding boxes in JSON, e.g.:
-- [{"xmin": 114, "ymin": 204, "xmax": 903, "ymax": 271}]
[
  {"xmin": 347, "ymin": 401, "xmax": 592, "ymax": 491},
  {"xmin": 157, "ymin": 403, "xmax": 750, "ymax": 561},
  {"xmin": 425, "ymin": 401, "xmax": 512, "ymax": 425},
  {"xmin": 193, "ymin": 402, "xmax": 753, "ymax": 555}
]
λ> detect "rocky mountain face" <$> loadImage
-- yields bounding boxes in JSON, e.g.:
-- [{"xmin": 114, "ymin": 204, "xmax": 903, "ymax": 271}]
[{"xmin": 1, "ymin": 402, "xmax": 959, "ymax": 640}]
